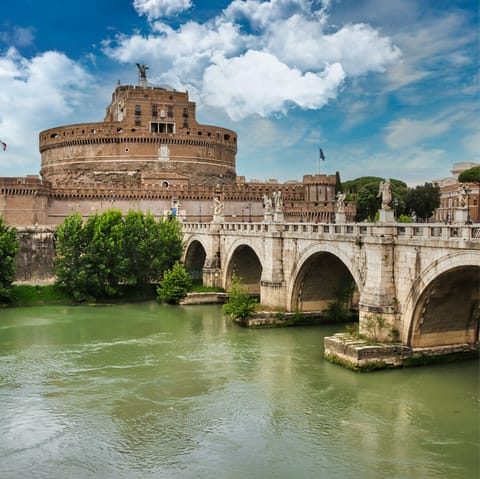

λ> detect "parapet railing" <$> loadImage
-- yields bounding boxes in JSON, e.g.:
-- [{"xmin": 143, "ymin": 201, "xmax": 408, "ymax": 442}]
[{"xmin": 182, "ymin": 221, "xmax": 480, "ymax": 242}]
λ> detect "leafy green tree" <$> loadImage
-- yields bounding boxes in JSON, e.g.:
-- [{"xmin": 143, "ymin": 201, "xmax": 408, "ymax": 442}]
[
  {"xmin": 223, "ymin": 275, "xmax": 257, "ymax": 320},
  {"xmin": 458, "ymin": 166, "xmax": 480, "ymax": 183},
  {"xmin": 123, "ymin": 211, "xmax": 169, "ymax": 289},
  {"xmin": 405, "ymin": 183, "xmax": 440, "ymax": 221},
  {"xmin": 157, "ymin": 262, "xmax": 192, "ymax": 304},
  {"xmin": 55, "ymin": 209, "xmax": 184, "ymax": 301},
  {"xmin": 0, "ymin": 217, "xmax": 18, "ymax": 303},
  {"xmin": 82, "ymin": 210, "xmax": 126, "ymax": 298},
  {"xmin": 342, "ymin": 176, "xmax": 409, "ymax": 221},
  {"xmin": 153, "ymin": 216, "xmax": 184, "ymax": 278},
  {"xmin": 55, "ymin": 212, "xmax": 92, "ymax": 301}
]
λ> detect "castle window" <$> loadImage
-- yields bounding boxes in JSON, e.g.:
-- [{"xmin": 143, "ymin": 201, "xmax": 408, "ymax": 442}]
[
  {"xmin": 183, "ymin": 120, "xmax": 188, "ymax": 128},
  {"xmin": 224, "ymin": 134, "xmax": 230, "ymax": 141},
  {"xmin": 150, "ymin": 122, "xmax": 175, "ymax": 134},
  {"xmin": 168, "ymin": 106, "xmax": 173, "ymax": 118},
  {"xmin": 183, "ymin": 108, "xmax": 188, "ymax": 118},
  {"xmin": 135, "ymin": 116, "xmax": 141, "ymax": 126},
  {"xmin": 135, "ymin": 104, "xmax": 141, "ymax": 115},
  {"xmin": 152, "ymin": 105, "xmax": 158, "ymax": 117},
  {"xmin": 162, "ymin": 181, "xmax": 169, "ymax": 188}
]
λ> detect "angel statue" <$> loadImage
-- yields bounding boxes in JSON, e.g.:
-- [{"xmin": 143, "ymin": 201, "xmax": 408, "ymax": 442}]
[
  {"xmin": 136, "ymin": 63, "xmax": 149, "ymax": 82},
  {"xmin": 377, "ymin": 178, "xmax": 392, "ymax": 210}
]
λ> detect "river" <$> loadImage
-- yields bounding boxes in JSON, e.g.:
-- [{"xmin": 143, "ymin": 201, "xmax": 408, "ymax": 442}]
[{"xmin": 0, "ymin": 302, "xmax": 478, "ymax": 478}]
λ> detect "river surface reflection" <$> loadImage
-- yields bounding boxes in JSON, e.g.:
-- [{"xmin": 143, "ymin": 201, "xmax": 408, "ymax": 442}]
[{"xmin": 0, "ymin": 302, "xmax": 478, "ymax": 478}]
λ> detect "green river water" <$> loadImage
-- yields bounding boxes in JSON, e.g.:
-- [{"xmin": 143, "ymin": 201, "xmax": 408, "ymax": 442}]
[{"xmin": 0, "ymin": 302, "xmax": 478, "ymax": 478}]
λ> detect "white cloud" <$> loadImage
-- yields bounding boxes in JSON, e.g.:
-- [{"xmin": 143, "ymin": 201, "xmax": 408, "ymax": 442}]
[
  {"xmin": 133, "ymin": 0, "xmax": 192, "ymax": 20},
  {"xmin": 202, "ymin": 51, "xmax": 345, "ymax": 120},
  {"xmin": 0, "ymin": 48, "xmax": 92, "ymax": 175},
  {"xmin": 385, "ymin": 117, "xmax": 451, "ymax": 150},
  {"xmin": 266, "ymin": 18, "xmax": 400, "ymax": 76},
  {"xmin": 103, "ymin": 0, "xmax": 399, "ymax": 120}
]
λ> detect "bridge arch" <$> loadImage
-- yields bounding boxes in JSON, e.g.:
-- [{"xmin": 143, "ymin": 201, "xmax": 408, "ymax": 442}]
[
  {"xmin": 224, "ymin": 240, "xmax": 263, "ymax": 294},
  {"xmin": 287, "ymin": 243, "xmax": 361, "ymax": 313},
  {"xmin": 404, "ymin": 251, "xmax": 480, "ymax": 348},
  {"xmin": 183, "ymin": 236, "xmax": 208, "ymax": 283}
]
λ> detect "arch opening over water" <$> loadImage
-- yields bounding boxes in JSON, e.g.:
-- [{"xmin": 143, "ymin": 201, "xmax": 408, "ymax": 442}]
[
  {"xmin": 184, "ymin": 240, "xmax": 206, "ymax": 283},
  {"xmin": 291, "ymin": 252, "xmax": 358, "ymax": 314},
  {"xmin": 226, "ymin": 245, "xmax": 262, "ymax": 294},
  {"xmin": 409, "ymin": 266, "xmax": 480, "ymax": 348}
]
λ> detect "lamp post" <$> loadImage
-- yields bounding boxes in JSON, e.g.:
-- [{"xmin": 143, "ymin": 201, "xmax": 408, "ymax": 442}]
[
  {"xmin": 465, "ymin": 186, "xmax": 472, "ymax": 225},
  {"xmin": 199, "ymin": 205, "xmax": 202, "ymax": 223},
  {"xmin": 393, "ymin": 197, "xmax": 399, "ymax": 220},
  {"xmin": 241, "ymin": 207, "xmax": 244, "ymax": 223}
]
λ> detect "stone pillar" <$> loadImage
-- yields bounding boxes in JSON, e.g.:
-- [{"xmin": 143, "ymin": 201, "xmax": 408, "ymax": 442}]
[
  {"xmin": 358, "ymin": 235, "xmax": 399, "ymax": 341},
  {"xmin": 454, "ymin": 207, "xmax": 468, "ymax": 224},
  {"xmin": 260, "ymin": 226, "xmax": 287, "ymax": 309},
  {"xmin": 335, "ymin": 212, "xmax": 346, "ymax": 224},
  {"xmin": 378, "ymin": 209, "xmax": 395, "ymax": 223},
  {"xmin": 202, "ymin": 224, "xmax": 222, "ymax": 288}
]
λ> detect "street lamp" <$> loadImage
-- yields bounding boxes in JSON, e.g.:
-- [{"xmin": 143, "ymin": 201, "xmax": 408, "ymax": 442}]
[
  {"xmin": 465, "ymin": 186, "xmax": 472, "ymax": 225},
  {"xmin": 393, "ymin": 197, "xmax": 399, "ymax": 220},
  {"xmin": 241, "ymin": 207, "xmax": 244, "ymax": 223},
  {"xmin": 199, "ymin": 205, "xmax": 202, "ymax": 223},
  {"xmin": 247, "ymin": 203, "xmax": 252, "ymax": 223}
]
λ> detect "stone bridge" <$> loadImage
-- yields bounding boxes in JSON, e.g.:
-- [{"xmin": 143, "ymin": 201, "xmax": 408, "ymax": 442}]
[{"xmin": 182, "ymin": 221, "xmax": 480, "ymax": 350}]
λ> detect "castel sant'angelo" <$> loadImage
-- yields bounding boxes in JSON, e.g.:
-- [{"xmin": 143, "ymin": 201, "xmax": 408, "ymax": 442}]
[{"xmin": 1, "ymin": 66, "xmax": 353, "ymax": 226}]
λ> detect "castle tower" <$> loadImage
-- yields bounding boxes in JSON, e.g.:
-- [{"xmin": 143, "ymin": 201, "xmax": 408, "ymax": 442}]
[{"xmin": 39, "ymin": 69, "xmax": 237, "ymax": 190}]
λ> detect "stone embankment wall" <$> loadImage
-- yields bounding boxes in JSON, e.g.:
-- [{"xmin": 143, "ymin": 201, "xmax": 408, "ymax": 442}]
[{"xmin": 14, "ymin": 227, "xmax": 56, "ymax": 284}]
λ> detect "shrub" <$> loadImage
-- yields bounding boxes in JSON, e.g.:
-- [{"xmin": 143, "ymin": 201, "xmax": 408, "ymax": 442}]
[
  {"xmin": 157, "ymin": 262, "xmax": 192, "ymax": 304},
  {"xmin": 223, "ymin": 275, "xmax": 257, "ymax": 320}
]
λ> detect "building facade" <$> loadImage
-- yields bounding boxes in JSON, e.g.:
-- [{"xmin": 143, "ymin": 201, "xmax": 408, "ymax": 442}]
[{"xmin": 433, "ymin": 162, "xmax": 479, "ymax": 224}]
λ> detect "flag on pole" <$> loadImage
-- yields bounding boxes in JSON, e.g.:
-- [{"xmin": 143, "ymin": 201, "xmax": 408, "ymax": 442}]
[
  {"xmin": 319, "ymin": 148, "xmax": 325, "ymax": 161},
  {"xmin": 0, "ymin": 140, "xmax": 6, "ymax": 151}
]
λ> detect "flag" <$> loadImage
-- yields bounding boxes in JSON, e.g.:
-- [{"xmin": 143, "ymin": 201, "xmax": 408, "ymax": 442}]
[
  {"xmin": 319, "ymin": 148, "xmax": 325, "ymax": 161},
  {"xmin": 0, "ymin": 140, "xmax": 6, "ymax": 151}
]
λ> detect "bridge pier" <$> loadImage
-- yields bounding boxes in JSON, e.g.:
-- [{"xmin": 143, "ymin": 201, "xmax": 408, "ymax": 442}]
[{"xmin": 358, "ymin": 233, "xmax": 399, "ymax": 341}]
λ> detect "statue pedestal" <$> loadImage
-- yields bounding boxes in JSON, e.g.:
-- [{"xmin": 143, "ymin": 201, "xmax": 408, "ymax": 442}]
[
  {"xmin": 273, "ymin": 212, "xmax": 284, "ymax": 223},
  {"xmin": 212, "ymin": 214, "xmax": 224, "ymax": 224},
  {"xmin": 335, "ymin": 212, "xmax": 346, "ymax": 224},
  {"xmin": 263, "ymin": 212, "xmax": 273, "ymax": 223},
  {"xmin": 378, "ymin": 209, "xmax": 395, "ymax": 223},
  {"xmin": 454, "ymin": 208, "xmax": 468, "ymax": 224}
]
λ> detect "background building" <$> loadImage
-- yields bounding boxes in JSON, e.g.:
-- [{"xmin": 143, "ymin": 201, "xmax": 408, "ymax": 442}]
[{"xmin": 433, "ymin": 162, "xmax": 479, "ymax": 224}]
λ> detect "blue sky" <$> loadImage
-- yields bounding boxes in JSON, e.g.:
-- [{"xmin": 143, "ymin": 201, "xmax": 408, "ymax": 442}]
[{"xmin": 0, "ymin": 0, "xmax": 478, "ymax": 185}]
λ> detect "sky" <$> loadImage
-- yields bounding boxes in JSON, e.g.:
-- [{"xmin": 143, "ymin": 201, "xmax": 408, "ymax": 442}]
[{"xmin": 0, "ymin": 0, "xmax": 478, "ymax": 185}]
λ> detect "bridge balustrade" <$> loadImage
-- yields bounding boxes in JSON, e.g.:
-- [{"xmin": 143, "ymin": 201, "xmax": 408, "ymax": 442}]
[{"xmin": 182, "ymin": 221, "xmax": 480, "ymax": 242}]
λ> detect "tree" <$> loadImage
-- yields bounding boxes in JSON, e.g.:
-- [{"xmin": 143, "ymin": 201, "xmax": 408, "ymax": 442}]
[
  {"xmin": 458, "ymin": 166, "xmax": 480, "ymax": 183},
  {"xmin": 82, "ymin": 210, "xmax": 127, "ymax": 298},
  {"xmin": 157, "ymin": 262, "xmax": 192, "ymax": 304},
  {"xmin": 54, "ymin": 212, "xmax": 91, "ymax": 301},
  {"xmin": 405, "ymin": 183, "xmax": 440, "ymax": 221},
  {"xmin": 55, "ymin": 209, "xmax": 184, "ymax": 301},
  {"xmin": 0, "ymin": 217, "xmax": 18, "ymax": 303},
  {"xmin": 223, "ymin": 275, "xmax": 257, "ymax": 320},
  {"xmin": 342, "ymin": 177, "xmax": 408, "ymax": 221}
]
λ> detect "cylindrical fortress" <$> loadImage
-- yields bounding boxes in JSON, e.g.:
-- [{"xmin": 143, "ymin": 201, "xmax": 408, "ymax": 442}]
[{"xmin": 39, "ymin": 85, "xmax": 237, "ymax": 188}]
